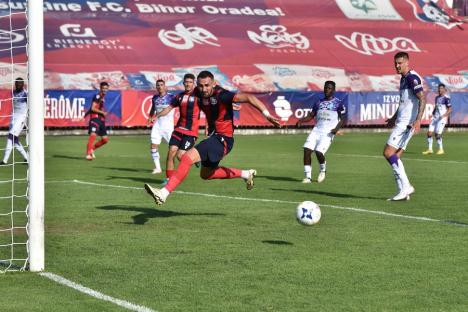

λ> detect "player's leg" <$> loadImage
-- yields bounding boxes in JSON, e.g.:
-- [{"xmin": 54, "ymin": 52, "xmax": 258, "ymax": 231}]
[
  {"xmin": 13, "ymin": 135, "xmax": 28, "ymax": 162},
  {"xmin": 166, "ymin": 146, "xmax": 178, "ymax": 178},
  {"xmin": 144, "ymin": 147, "xmax": 201, "ymax": 205},
  {"xmin": 150, "ymin": 126, "xmax": 163, "ymax": 174},
  {"xmin": 384, "ymin": 127, "xmax": 415, "ymax": 200},
  {"xmin": 94, "ymin": 136, "xmax": 109, "ymax": 151},
  {"xmin": 435, "ymin": 121, "xmax": 446, "ymax": 154},
  {"xmin": 1, "ymin": 134, "xmax": 14, "ymax": 164},
  {"xmin": 302, "ymin": 131, "xmax": 318, "ymax": 183},
  {"xmin": 423, "ymin": 121, "xmax": 435, "ymax": 155},
  {"xmin": 315, "ymin": 133, "xmax": 333, "ymax": 183}
]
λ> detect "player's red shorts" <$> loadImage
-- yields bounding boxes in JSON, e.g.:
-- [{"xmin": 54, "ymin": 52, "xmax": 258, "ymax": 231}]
[
  {"xmin": 195, "ymin": 134, "xmax": 234, "ymax": 168},
  {"xmin": 169, "ymin": 130, "xmax": 197, "ymax": 151}
]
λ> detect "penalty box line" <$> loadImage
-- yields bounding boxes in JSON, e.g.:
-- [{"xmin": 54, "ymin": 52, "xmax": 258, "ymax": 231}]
[
  {"xmin": 70, "ymin": 179, "xmax": 467, "ymax": 227},
  {"xmin": 39, "ymin": 272, "xmax": 156, "ymax": 312}
]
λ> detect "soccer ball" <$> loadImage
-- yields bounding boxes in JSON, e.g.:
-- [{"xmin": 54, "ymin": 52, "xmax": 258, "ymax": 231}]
[{"xmin": 296, "ymin": 201, "xmax": 321, "ymax": 226}]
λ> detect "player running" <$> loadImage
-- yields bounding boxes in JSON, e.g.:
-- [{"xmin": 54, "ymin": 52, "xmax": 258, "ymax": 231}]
[
  {"xmin": 1, "ymin": 78, "xmax": 29, "ymax": 165},
  {"xmin": 86, "ymin": 81, "xmax": 110, "ymax": 160},
  {"xmin": 384, "ymin": 52, "xmax": 426, "ymax": 201},
  {"xmin": 296, "ymin": 81, "xmax": 345, "ymax": 183},
  {"xmin": 144, "ymin": 70, "xmax": 280, "ymax": 205},
  {"xmin": 150, "ymin": 74, "xmax": 200, "ymax": 183},
  {"xmin": 147, "ymin": 80, "xmax": 175, "ymax": 174},
  {"xmin": 422, "ymin": 83, "xmax": 452, "ymax": 155}
]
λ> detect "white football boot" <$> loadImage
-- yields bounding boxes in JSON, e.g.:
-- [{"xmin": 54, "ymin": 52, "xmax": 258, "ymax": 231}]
[
  {"xmin": 317, "ymin": 171, "xmax": 326, "ymax": 183},
  {"xmin": 244, "ymin": 169, "xmax": 257, "ymax": 190},
  {"xmin": 301, "ymin": 178, "xmax": 312, "ymax": 184},
  {"xmin": 144, "ymin": 184, "xmax": 167, "ymax": 205}
]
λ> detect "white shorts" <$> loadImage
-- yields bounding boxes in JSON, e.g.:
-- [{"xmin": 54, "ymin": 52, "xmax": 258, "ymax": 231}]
[
  {"xmin": 386, "ymin": 126, "xmax": 415, "ymax": 150},
  {"xmin": 151, "ymin": 125, "xmax": 173, "ymax": 145},
  {"xmin": 303, "ymin": 130, "xmax": 334, "ymax": 154},
  {"xmin": 9, "ymin": 113, "xmax": 27, "ymax": 137},
  {"xmin": 428, "ymin": 118, "xmax": 447, "ymax": 135}
]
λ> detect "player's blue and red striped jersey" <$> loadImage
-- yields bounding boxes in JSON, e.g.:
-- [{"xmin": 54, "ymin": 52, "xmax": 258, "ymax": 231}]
[
  {"xmin": 88, "ymin": 92, "xmax": 106, "ymax": 121},
  {"xmin": 171, "ymin": 89, "xmax": 201, "ymax": 137},
  {"xmin": 198, "ymin": 86, "xmax": 236, "ymax": 138}
]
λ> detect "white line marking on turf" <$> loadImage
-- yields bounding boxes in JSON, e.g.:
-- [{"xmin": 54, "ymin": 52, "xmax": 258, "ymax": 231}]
[
  {"xmin": 71, "ymin": 180, "xmax": 452, "ymax": 225},
  {"xmin": 331, "ymin": 153, "xmax": 468, "ymax": 165},
  {"xmin": 39, "ymin": 272, "xmax": 156, "ymax": 312}
]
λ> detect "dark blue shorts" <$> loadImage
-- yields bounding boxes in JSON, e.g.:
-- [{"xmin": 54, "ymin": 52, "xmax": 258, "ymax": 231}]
[
  {"xmin": 169, "ymin": 131, "xmax": 197, "ymax": 151},
  {"xmin": 195, "ymin": 134, "xmax": 234, "ymax": 168},
  {"xmin": 88, "ymin": 118, "xmax": 107, "ymax": 136}
]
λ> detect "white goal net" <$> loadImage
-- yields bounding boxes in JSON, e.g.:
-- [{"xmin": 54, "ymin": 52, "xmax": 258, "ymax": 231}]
[{"xmin": 0, "ymin": 0, "xmax": 44, "ymax": 273}]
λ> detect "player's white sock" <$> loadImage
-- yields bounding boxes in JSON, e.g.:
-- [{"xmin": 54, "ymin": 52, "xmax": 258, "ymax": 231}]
[
  {"xmin": 3, "ymin": 137, "xmax": 13, "ymax": 163},
  {"xmin": 241, "ymin": 170, "xmax": 250, "ymax": 179},
  {"xmin": 319, "ymin": 161, "xmax": 326, "ymax": 172},
  {"xmin": 394, "ymin": 159, "xmax": 411, "ymax": 190},
  {"xmin": 151, "ymin": 148, "xmax": 161, "ymax": 170},
  {"xmin": 437, "ymin": 138, "xmax": 443, "ymax": 150},
  {"xmin": 14, "ymin": 141, "xmax": 28, "ymax": 161},
  {"xmin": 427, "ymin": 136, "xmax": 433, "ymax": 150},
  {"xmin": 304, "ymin": 165, "xmax": 312, "ymax": 179}
]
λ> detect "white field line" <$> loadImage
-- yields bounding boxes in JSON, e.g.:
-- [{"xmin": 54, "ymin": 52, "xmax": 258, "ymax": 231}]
[
  {"xmin": 331, "ymin": 153, "xmax": 468, "ymax": 165},
  {"xmin": 39, "ymin": 272, "xmax": 156, "ymax": 312},
  {"xmin": 71, "ymin": 179, "xmax": 447, "ymax": 225}
]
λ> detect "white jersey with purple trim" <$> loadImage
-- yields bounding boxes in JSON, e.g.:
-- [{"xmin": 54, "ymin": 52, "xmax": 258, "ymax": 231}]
[
  {"xmin": 12, "ymin": 89, "xmax": 28, "ymax": 116},
  {"xmin": 312, "ymin": 97, "xmax": 345, "ymax": 133},
  {"xmin": 433, "ymin": 94, "xmax": 451, "ymax": 120},
  {"xmin": 151, "ymin": 93, "xmax": 175, "ymax": 130},
  {"xmin": 396, "ymin": 70, "xmax": 424, "ymax": 128}
]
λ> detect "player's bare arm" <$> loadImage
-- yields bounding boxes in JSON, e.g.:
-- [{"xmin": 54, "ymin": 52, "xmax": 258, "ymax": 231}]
[
  {"xmin": 91, "ymin": 101, "xmax": 107, "ymax": 116},
  {"xmin": 234, "ymin": 93, "xmax": 281, "ymax": 127},
  {"xmin": 411, "ymin": 91, "xmax": 426, "ymax": 132},
  {"xmin": 443, "ymin": 106, "xmax": 452, "ymax": 118},
  {"xmin": 331, "ymin": 111, "xmax": 346, "ymax": 134},
  {"xmin": 385, "ymin": 110, "xmax": 398, "ymax": 128}
]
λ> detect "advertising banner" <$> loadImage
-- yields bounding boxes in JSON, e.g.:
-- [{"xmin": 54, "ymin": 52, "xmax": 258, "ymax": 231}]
[{"xmin": 43, "ymin": 90, "xmax": 121, "ymax": 127}]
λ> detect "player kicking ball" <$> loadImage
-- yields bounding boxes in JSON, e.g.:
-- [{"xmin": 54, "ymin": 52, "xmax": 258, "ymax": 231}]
[
  {"xmin": 384, "ymin": 52, "xmax": 426, "ymax": 201},
  {"xmin": 422, "ymin": 83, "xmax": 452, "ymax": 155},
  {"xmin": 144, "ymin": 70, "xmax": 280, "ymax": 205},
  {"xmin": 296, "ymin": 81, "xmax": 345, "ymax": 184}
]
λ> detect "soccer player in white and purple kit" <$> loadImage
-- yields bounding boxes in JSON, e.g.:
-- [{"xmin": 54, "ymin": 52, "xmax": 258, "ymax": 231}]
[
  {"xmin": 147, "ymin": 79, "xmax": 175, "ymax": 174},
  {"xmin": 1, "ymin": 78, "xmax": 29, "ymax": 165},
  {"xmin": 296, "ymin": 81, "xmax": 345, "ymax": 183},
  {"xmin": 423, "ymin": 83, "xmax": 452, "ymax": 155},
  {"xmin": 384, "ymin": 52, "xmax": 426, "ymax": 201}
]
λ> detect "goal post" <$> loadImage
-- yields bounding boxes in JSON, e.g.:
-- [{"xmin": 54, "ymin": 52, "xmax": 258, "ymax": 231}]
[{"xmin": 27, "ymin": 0, "xmax": 44, "ymax": 272}]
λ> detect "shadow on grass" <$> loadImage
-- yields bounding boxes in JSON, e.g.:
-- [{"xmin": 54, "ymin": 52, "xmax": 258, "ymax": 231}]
[
  {"xmin": 262, "ymin": 240, "xmax": 294, "ymax": 246},
  {"xmin": 258, "ymin": 175, "xmax": 302, "ymax": 182},
  {"xmin": 97, "ymin": 205, "xmax": 225, "ymax": 225},
  {"xmin": 96, "ymin": 166, "xmax": 150, "ymax": 173},
  {"xmin": 106, "ymin": 175, "xmax": 164, "ymax": 184},
  {"xmin": 270, "ymin": 188, "xmax": 386, "ymax": 200},
  {"xmin": 52, "ymin": 154, "xmax": 86, "ymax": 160}
]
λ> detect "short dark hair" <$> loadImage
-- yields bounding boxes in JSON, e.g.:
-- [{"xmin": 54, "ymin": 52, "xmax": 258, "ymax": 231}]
[
  {"xmin": 100, "ymin": 81, "xmax": 109, "ymax": 88},
  {"xmin": 184, "ymin": 73, "xmax": 195, "ymax": 81},
  {"xmin": 438, "ymin": 83, "xmax": 446, "ymax": 88},
  {"xmin": 394, "ymin": 52, "xmax": 409, "ymax": 60},
  {"xmin": 15, "ymin": 77, "xmax": 24, "ymax": 82},
  {"xmin": 324, "ymin": 80, "xmax": 336, "ymax": 89},
  {"xmin": 156, "ymin": 79, "xmax": 165, "ymax": 85},
  {"xmin": 197, "ymin": 70, "xmax": 214, "ymax": 80}
]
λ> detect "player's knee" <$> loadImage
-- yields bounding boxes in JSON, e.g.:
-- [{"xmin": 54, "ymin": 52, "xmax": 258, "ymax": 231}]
[
  {"xmin": 200, "ymin": 171, "xmax": 211, "ymax": 180},
  {"xmin": 436, "ymin": 134, "xmax": 442, "ymax": 140},
  {"xmin": 427, "ymin": 131, "xmax": 433, "ymax": 137}
]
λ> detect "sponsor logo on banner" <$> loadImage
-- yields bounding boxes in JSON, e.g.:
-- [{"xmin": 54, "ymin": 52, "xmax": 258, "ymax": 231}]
[
  {"xmin": 158, "ymin": 23, "xmax": 220, "ymax": 50},
  {"xmin": 0, "ymin": 30, "xmax": 25, "ymax": 44},
  {"xmin": 47, "ymin": 24, "xmax": 132, "ymax": 50},
  {"xmin": 405, "ymin": 0, "xmax": 462, "ymax": 29},
  {"xmin": 335, "ymin": 0, "xmax": 403, "ymax": 20},
  {"xmin": 60, "ymin": 24, "xmax": 96, "ymax": 38},
  {"xmin": 247, "ymin": 25, "xmax": 312, "ymax": 53},
  {"xmin": 272, "ymin": 96, "xmax": 293, "ymax": 121},
  {"xmin": 335, "ymin": 32, "xmax": 421, "ymax": 55},
  {"xmin": 141, "ymin": 95, "xmax": 153, "ymax": 120}
]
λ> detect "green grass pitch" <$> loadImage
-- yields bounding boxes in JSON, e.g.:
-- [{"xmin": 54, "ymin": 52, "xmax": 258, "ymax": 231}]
[{"xmin": 1, "ymin": 132, "xmax": 467, "ymax": 311}]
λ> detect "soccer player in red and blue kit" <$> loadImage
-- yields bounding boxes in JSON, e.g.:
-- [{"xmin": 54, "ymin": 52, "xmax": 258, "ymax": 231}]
[
  {"xmin": 86, "ymin": 81, "xmax": 109, "ymax": 160},
  {"xmin": 144, "ymin": 70, "xmax": 281, "ymax": 205},
  {"xmin": 151, "ymin": 73, "xmax": 201, "ymax": 182}
]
